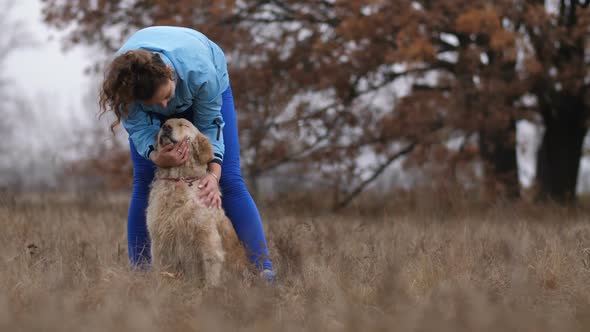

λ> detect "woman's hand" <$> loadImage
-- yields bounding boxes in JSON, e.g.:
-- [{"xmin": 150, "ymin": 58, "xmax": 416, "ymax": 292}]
[
  {"xmin": 150, "ymin": 138, "xmax": 189, "ymax": 168},
  {"xmin": 198, "ymin": 167, "xmax": 222, "ymax": 209}
]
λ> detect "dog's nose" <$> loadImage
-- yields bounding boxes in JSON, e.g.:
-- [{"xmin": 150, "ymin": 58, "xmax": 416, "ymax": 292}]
[{"xmin": 162, "ymin": 124, "xmax": 172, "ymax": 133}]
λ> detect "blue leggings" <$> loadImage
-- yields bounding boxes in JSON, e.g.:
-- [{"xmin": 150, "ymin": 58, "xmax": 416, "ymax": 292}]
[{"xmin": 127, "ymin": 85, "xmax": 273, "ymax": 271}]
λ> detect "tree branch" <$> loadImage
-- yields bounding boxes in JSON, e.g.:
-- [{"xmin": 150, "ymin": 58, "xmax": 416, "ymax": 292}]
[
  {"xmin": 251, "ymin": 132, "xmax": 332, "ymax": 176},
  {"xmin": 412, "ymin": 83, "xmax": 451, "ymax": 92},
  {"xmin": 333, "ymin": 142, "xmax": 417, "ymax": 210}
]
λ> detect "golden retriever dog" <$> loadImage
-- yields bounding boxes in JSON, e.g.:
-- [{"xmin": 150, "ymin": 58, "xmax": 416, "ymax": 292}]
[{"xmin": 146, "ymin": 118, "xmax": 248, "ymax": 286}]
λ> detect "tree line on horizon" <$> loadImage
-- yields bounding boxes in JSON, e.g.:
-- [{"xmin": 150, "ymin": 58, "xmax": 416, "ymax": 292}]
[{"xmin": 40, "ymin": 0, "xmax": 590, "ymax": 208}]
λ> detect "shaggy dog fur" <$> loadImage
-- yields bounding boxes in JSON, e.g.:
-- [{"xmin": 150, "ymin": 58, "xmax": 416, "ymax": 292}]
[{"xmin": 146, "ymin": 119, "xmax": 248, "ymax": 286}]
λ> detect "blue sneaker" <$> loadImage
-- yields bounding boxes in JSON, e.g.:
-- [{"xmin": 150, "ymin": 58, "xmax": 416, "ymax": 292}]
[{"xmin": 260, "ymin": 269, "xmax": 276, "ymax": 283}]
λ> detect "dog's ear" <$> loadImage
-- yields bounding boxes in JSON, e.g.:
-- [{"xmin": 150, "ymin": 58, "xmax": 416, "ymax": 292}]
[{"xmin": 191, "ymin": 133, "xmax": 214, "ymax": 165}]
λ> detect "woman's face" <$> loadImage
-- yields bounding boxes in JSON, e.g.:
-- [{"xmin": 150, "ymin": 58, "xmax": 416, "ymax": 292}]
[
  {"xmin": 142, "ymin": 77, "xmax": 175, "ymax": 108},
  {"xmin": 143, "ymin": 80, "xmax": 175, "ymax": 108}
]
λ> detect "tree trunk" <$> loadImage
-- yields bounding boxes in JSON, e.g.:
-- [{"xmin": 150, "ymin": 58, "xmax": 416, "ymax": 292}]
[
  {"xmin": 479, "ymin": 119, "xmax": 520, "ymax": 199},
  {"xmin": 535, "ymin": 102, "xmax": 587, "ymax": 203}
]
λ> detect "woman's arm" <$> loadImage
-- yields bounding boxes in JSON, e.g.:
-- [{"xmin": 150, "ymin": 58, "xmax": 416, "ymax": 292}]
[
  {"xmin": 197, "ymin": 161, "xmax": 222, "ymax": 209},
  {"xmin": 122, "ymin": 103, "xmax": 161, "ymax": 160},
  {"xmin": 207, "ymin": 162, "xmax": 221, "ymax": 182},
  {"xmin": 192, "ymin": 85, "xmax": 226, "ymax": 165},
  {"xmin": 192, "ymin": 86, "xmax": 226, "ymax": 209}
]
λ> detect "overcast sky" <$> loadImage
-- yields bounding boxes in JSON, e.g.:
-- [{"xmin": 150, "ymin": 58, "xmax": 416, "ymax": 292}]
[
  {"xmin": 1, "ymin": 0, "xmax": 113, "ymax": 187},
  {"xmin": 4, "ymin": 0, "xmax": 92, "ymax": 113}
]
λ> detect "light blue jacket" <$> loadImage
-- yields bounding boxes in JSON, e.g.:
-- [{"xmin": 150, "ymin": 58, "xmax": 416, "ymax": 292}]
[{"xmin": 116, "ymin": 26, "xmax": 229, "ymax": 164}]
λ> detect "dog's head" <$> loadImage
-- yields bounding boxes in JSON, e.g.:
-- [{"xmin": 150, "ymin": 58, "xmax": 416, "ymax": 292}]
[{"xmin": 156, "ymin": 118, "xmax": 214, "ymax": 165}]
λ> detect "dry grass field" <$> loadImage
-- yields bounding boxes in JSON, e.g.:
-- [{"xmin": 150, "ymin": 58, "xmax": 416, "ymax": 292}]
[{"xmin": 1, "ymin": 191, "xmax": 590, "ymax": 331}]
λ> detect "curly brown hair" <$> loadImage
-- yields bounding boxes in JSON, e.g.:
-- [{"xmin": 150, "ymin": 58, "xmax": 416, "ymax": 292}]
[{"xmin": 99, "ymin": 49, "xmax": 174, "ymax": 132}]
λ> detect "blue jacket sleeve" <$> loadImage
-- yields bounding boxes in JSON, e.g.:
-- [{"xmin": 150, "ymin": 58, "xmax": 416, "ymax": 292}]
[
  {"xmin": 121, "ymin": 103, "xmax": 161, "ymax": 160},
  {"xmin": 192, "ymin": 77, "xmax": 226, "ymax": 165}
]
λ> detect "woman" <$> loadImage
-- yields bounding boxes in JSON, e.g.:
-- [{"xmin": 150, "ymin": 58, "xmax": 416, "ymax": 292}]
[{"xmin": 99, "ymin": 26, "xmax": 275, "ymax": 281}]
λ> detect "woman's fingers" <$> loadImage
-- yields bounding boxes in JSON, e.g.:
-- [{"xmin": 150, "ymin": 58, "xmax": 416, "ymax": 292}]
[
  {"xmin": 200, "ymin": 188, "xmax": 213, "ymax": 206},
  {"xmin": 171, "ymin": 140, "xmax": 185, "ymax": 154},
  {"xmin": 207, "ymin": 191, "xmax": 216, "ymax": 204},
  {"xmin": 166, "ymin": 140, "xmax": 188, "ymax": 165},
  {"xmin": 198, "ymin": 177, "xmax": 215, "ymax": 191},
  {"xmin": 198, "ymin": 183, "xmax": 213, "ymax": 204},
  {"xmin": 176, "ymin": 140, "xmax": 185, "ymax": 153},
  {"xmin": 174, "ymin": 141, "xmax": 182, "ymax": 153},
  {"xmin": 195, "ymin": 179, "xmax": 221, "ymax": 208},
  {"xmin": 179, "ymin": 150, "xmax": 188, "ymax": 164},
  {"xmin": 206, "ymin": 191, "xmax": 221, "ymax": 209},
  {"xmin": 198, "ymin": 179, "xmax": 209, "ymax": 194},
  {"xmin": 180, "ymin": 139, "xmax": 188, "ymax": 153},
  {"xmin": 152, "ymin": 138, "xmax": 191, "ymax": 167}
]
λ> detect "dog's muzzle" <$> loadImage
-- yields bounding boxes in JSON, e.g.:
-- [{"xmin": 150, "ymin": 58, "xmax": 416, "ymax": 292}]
[{"xmin": 159, "ymin": 124, "xmax": 177, "ymax": 145}]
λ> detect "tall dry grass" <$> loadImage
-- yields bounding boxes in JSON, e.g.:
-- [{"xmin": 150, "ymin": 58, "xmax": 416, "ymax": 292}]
[{"xmin": 1, "ymin": 191, "xmax": 590, "ymax": 331}]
